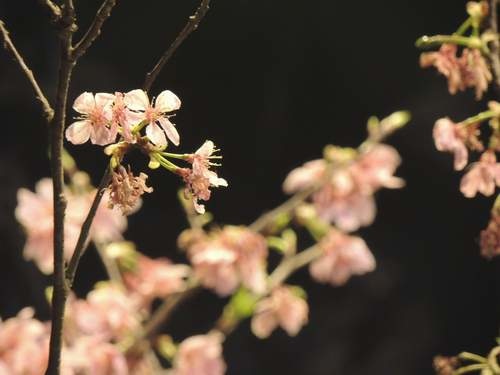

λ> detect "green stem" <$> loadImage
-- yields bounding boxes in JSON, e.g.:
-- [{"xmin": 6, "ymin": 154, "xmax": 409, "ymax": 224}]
[
  {"xmin": 453, "ymin": 364, "xmax": 486, "ymax": 374},
  {"xmin": 461, "ymin": 110, "xmax": 496, "ymax": 126},
  {"xmin": 416, "ymin": 34, "xmax": 483, "ymax": 51},
  {"xmin": 161, "ymin": 151, "xmax": 189, "ymax": 160},
  {"xmin": 458, "ymin": 352, "xmax": 488, "ymax": 363},
  {"xmin": 455, "ymin": 17, "xmax": 473, "ymax": 36}
]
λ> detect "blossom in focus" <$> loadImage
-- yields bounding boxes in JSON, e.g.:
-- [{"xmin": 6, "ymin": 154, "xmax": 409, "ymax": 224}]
[
  {"xmin": 15, "ymin": 179, "xmax": 84, "ymax": 274},
  {"xmin": 107, "ymin": 166, "xmax": 153, "ymax": 215},
  {"xmin": 460, "ymin": 150, "xmax": 500, "ymax": 197},
  {"xmin": 0, "ymin": 308, "xmax": 49, "ymax": 374},
  {"xmin": 172, "ymin": 333, "xmax": 226, "ymax": 375},
  {"xmin": 310, "ymin": 229, "xmax": 376, "ymax": 286},
  {"xmin": 123, "ymin": 255, "xmax": 190, "ymax": 305},
  {"xmin": 251, "ymin": 286, "xmax": 308, "ymax": 339},
  {"xmin": 179, "ymin": 140, "xmax": 228, "ymax": 214},
  {"xmin": 124, "ymin": 89, "xmax": 181, "ymax": 147},
  {"xmin": 66, "ymin": 92, "xmax": 116, "ymax": 145},
  {"xmin": 186, "ymin": 227, "xmax": 268, "ymax": 296},
  {"xmin": 480, "ymin": 213, "xmax": 500, "ymax": 259},
  {"xmin": 111, "ymin": 92, "xmax": 144, "ymax": 144},
  {"xmin": 420, "ymin": 44, "xmax": 464, "ymax": 95}
]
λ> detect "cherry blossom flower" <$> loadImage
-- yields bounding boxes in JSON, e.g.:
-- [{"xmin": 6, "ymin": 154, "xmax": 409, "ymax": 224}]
[
  {"xmin": 251, "ymin": 286, "xmax": 308, "ymax": 339},
  {"xmin": 172, "ymin": 333, "xmax": 226, "ymax": 375},
  {"xmin": 107, "ymin": 166, "xmax": 153, "ymax": 215},
  {"xmin": 0, "ymin": 308, "xmax": 49, "ymax": 375},
  {"xmin": 186, "ymin": 227, "xmax": 268, "ymax": 296},
  {"xmin": 283, "ymin": 159, "xmax": 327, "ymax": 194},
  {"xmin": 433, "ymin": 118, "xmax": 483, "ymax": 170},
  {"xmin": 123, "ymin": 255, "xmax": 190, "ymax": 305},
  {"xmin": 15, "ymin": 179, "xmax": 84, "ymax": 274},
  {"xmin": 124, "ymin": 89, "xmax": 181, "ymax": 146},
  {"xmin": 420, "ymin": 44, "xmax": 464, "ymax": 95},
  {"xmin": 179, "ymin": 141, "xmax": 228, "ymax": 214},
  {"xmin": 460, "ymin": 150, "xmax": 500, "ymax": 197},
  {"xmin": 480, "ymin": 213, "xmax": 500, "ymax": 259},
  {"xmin": 433, "ymin": 355, "xmax": 459, "ymax": 375},
  {"xmin": 111, "ymin": 92, "xmax": 144, "ymax": 143},
  {"xmin": 310, "ymin": 229, "xmax": 376, "ymax": 286},
  {"xmin": 66, "ymin": 92, "xmax": 116, "ymax": 145},
  {"xmin": 460, "ymin": 47, "xmax": 492, "ymax": 100}
]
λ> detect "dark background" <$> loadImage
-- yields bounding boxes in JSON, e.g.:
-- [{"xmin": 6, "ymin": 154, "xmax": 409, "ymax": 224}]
[{"xmin": 1, "ymin": 0, "xmax": 499, "ymax": 374}]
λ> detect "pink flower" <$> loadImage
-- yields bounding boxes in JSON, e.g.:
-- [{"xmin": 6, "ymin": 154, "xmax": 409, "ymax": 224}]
[
  {"xmin": 0, "ymin": 308, "xmax": 49, "ymax": 375},
  {"xmin": 420, "ymin": 44, "xmax": 464, "ymax": 95},
  {"xmin": 187, "ymin": 227, "xmax": 268, "ymax": 296},
  {"xmin": 15, "ymin": 179, "xmax": 84, "ymax": 274},
  {"xmin": 433, "ymin": 118, "xmax": 470, "ymax": 170},
  {"xmin": 172, "ymin": 333, "xmax": 226, "ymax": 375},
  {"xmin": 349, "ymin": 144, "xmax": 404, "ymax": 193},
  {"xmin": 460, "ymin": 150, "xmax": 500, "ymax": 197},
  {"xmin": 90, "ymin": 190, "xmax": 128, "ymax": 244},
  {"xmin": 460, "ymin": 47, "xmax": 492, "ymax": 100},
  {"xmin": 310, "ymin": 229, "xmax": 376, "ymax": 286},
  {"xmin": 123, "ymin": 255, "xmax": 190, "ymax": 305},
  {"xmin": 111, "ymin": 92, "xmax": 143, "ymax": 143},
  {"xmin": 180, "ymin": 141, "xmax": 228, "ymax": 214},
  {"xmin": 107, "ymin": 166, "xmax": 153, "ymax": 215},
  {"xmin": 66, "ymin": 284, "xmax": 140, "ymax": 341},
  {"xmin": 124, "ymin": 89, "xmax": 181, "ymax": 146},
  {"xmin": 251, "ymin": 286, "xmax": 308, "ymax": 339},
  {"xmin": 480, "ymin": 213, "xmax": 500, "ymax": 259},
  {"xmin": 282, "ymin": 159, "xmax": 326, "ymax": 194},
  {"xmin": 66, "ymin": 92, "xmax": 116, "ymax": 145}
]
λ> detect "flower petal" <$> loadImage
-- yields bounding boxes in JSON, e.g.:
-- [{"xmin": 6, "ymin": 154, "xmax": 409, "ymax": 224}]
[
  {"xmin": 124, "ymin": 89, "xmax": 149, "ymax": 111},
  {"xmin": 155, "ymin": 90, "xmax": 181, "ymax": 113},
  {"xmin": 196, "ymin": 140, "xmax": 215, "ymax": 158},
  {"xmin": 146, "ymin": 123, "xmax": 167, "ymax": 146},
  {"xmin": 66, "ymin": 120, "xmax": 91, "ymax": 144},
  {"xmin": 73, "ymin": 92, "xmax": 95, "ymax": 114},
  {"xmin": 158, "ymin": 117, "xmax": 180, "ymax": 146},
  {"xmin": 95, "ymin": 92, "xmax": 115, "ymax": 108}
]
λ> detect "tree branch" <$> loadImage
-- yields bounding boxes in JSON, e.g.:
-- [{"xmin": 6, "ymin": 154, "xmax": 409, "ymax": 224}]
[
  {"xmin": 66, "ymin": 166, "xmax": 112, "ymax": 286},
  {"xmin": 37, "ymin": 0, "xmax": 61, "ymax": 23},
  {"xmin": 142, "ymin": 0, "xmax": 211, "ymax": 92},
  {"xmin": 71, "ymin": 0, "xmax": 118, "ymax": 61},
  {"xmin": 0, "ymin": 20, "xmax": 54, "ymax": 121},
  {"xmin": 489, "ymin": 0, "xmax": 500, "ymax": 89},
  {"xmin": 45, "ymin": 0, "xmax": 76, "ymax": 372}
]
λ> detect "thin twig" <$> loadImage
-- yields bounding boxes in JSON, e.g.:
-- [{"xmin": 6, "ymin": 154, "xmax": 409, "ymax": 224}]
[
  {"xmin": 0, "ymin": 21, "xmax": 54, "ymax": 121},
  {"xmin": 46, "ymin": 0, "xmax": 76, "ymax": 372},
  {"xmin": 71, "ymin": 0, "xmax": 118, "ymax": 61},
  {"xmin": 37, "ymin": 0, "xmax": 61, "ymax": 22},
  {"xmin": 142, "ymin": 0, "xmax": 211, "ymax": 92},
  {"xmin": 489, "ymin": 0, "xmax": 500, "ymax": 90},
  {"xmin": 66, "ymin": 166, "xmax": 112, "ymax": 286}
]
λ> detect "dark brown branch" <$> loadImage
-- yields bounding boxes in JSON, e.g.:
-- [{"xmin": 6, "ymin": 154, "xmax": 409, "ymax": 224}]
[
  {"xmin": 66, "ymin": 166, "xmax": 112, "ymax": 286},
  {"xmin": 71, "ymin": 0, "xmax": 117, "ymax": 61},
  {"xmin": 142, "ymin": 0, "xmax": 211, "ymax": 92},
  {"xmin": 489, "ymin": 0, "xmax": 500, "ymax": 89},
  {"xmin": 0, "ymin": 21, "xmax": 54, "ymax": 121},
  {"xmin": 45, "ymin": 0, "xmax": 76, "ymax": 372}
]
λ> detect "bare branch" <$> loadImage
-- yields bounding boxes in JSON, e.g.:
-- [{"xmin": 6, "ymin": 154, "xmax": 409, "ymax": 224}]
[
  {"xmin": 66, "ymin": 166, "xmax": 112, "ymax": 286},
  {"xmin": 489, "ymin": 0, "xmax": 500, "ymax": 89},
  {"xmin": 143, "ymin": 0, "xmax": 211, "ymax": 92},
  {"xmin": 0, "ymin": 20, "xmax": 54, "ymax": 121},
  {"xmin": 37, "ymin": 0, "xmax": 62, "ymax": 23},
  {"xmin": 72, "ymin": 0, "xmax": 118, "ymax": 61}
]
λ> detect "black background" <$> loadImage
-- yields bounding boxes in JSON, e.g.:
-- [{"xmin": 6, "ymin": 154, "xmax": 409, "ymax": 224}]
[{"xmin": 1, "ymin": 0, "xmax": 500, "ymax": 374}]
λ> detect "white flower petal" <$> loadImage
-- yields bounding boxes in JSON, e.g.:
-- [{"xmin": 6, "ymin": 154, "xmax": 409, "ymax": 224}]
[
  {"xmin": 73, "ymin": 92, "xmax": 95, "ymax": 114},
  {"xmin": 124, "ymin": 89, "xmax": 149, "ymax": 111},
  {"xmin": 94, "ymin": 92, "xmax": 115, "ymax": 108},
  {"xmin": 158, "ymin": 117, "xmax": 180, "ymax": 146},
  {"xmin": 155, "ymin": 90, "xmax": 181, "ymax": 112},
  {"xmin": 196, "ymin": 140, "xmax": 215, "ymax": 158},
  {"xmin": 65, "ymin": 120, "xmax": 91, "ymax": 144},
  {"xmin": 146, "ymin": 123, "xmax": 167, "ymax": 146}
]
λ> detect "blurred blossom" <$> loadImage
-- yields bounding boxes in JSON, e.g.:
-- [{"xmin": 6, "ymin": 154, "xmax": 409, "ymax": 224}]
[
  {"xmin": 310, "ymin": 229, "xmax": 376, "ymax": 286},
  {"xmin": 460, "ymin": 150, "xmax": 500, "ymax": 197},
  {"xmin": 251, "ymin": 286, "xmax": 308, "ymax": 339},
  {"xmin": 107, "ymin": 166, "xmax": 153, "ymax": 215},
  {"xmin": 480, "ymin": 213, "xmax": 500, "ymax": 259},
  {"xmin": 172, "ymin": 333, "xmax": 226, "ymax": 375}
]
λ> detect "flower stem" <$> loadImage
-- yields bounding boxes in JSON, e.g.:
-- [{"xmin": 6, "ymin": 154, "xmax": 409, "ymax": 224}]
[
  {"xmin": 453, "ymin": 363, "xmax": 487, "ymax": 374},
  {"xmin": 461, "ymin": 110, "xmax": 496, "ymax": 126},
  {"xmin": 415, "ymin": 34, "xmax": 484, "ymax": 51},
  {"xmin": 455, "ymin": 17, "xmax": 473, "ymax": 36}
]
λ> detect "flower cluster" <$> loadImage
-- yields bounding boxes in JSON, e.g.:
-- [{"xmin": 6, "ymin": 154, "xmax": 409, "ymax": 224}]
[{"xmin": 65, "ymin": 90, "xmax": 227, "ymax": 215}]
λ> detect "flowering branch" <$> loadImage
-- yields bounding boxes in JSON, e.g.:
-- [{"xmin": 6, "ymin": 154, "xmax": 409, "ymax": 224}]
[
  {"xmin": 0, "ymin": 21, "xmax": 54, "ymax": 121},
  {"xmin": 142, "ymin": 0, "xmax": 211, "ymax": 92},
  {"xmin": 489, "ymin": 0, "xmax": 500, "ymax": 88},
  {"xmin": 46, "ymin": 0, "xmax": 76, "ymax": 372},
  {"xmin": 71, "ymin": 0, "xmax": 117, "ymax": 61},
  {"xmin": 65, "ymin": 166, "xmax": 112, "ymax": 287}
]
